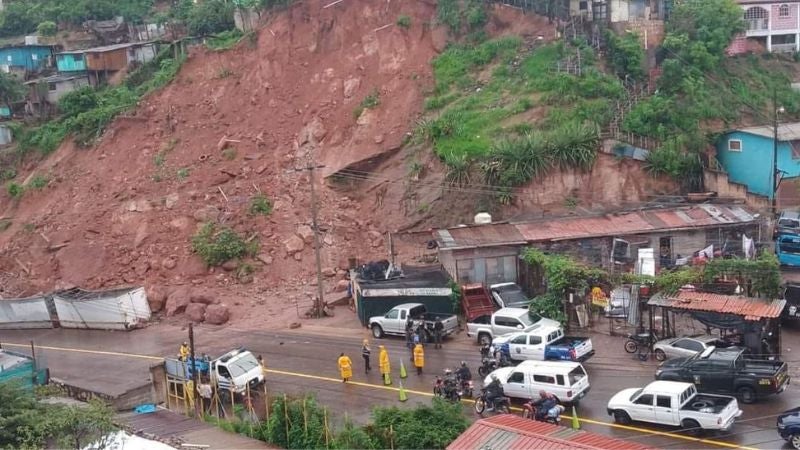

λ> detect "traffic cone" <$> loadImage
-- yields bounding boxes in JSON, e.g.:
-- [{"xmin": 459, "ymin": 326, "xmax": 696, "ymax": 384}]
[
  {"xmin": 383, "ymin": 372, "xmax": 392, "ymax": 386},
  {"xmin": 399, "ymin": 360, "xmax": 408, "ymax": 379},
  {"xmin": 398, "ymin": 381, "xmax": 408, "ymax": 402},
  {"xmin": 571, "ymin": 406, "xmax": 581, "ymax": 430}
]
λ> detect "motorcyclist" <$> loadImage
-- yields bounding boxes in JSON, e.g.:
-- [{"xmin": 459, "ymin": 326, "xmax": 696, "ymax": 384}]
[
  {"xmin": 485, "ymin": 375, "xmax": 504, "ymax": 411},
  {"xmin": 480, "ymin": 343, "xmax": 491, "ymax": 359},
  {"xmin": 456, "ymin": 361, "xmax": 472, "ymax": 382},
  {"xmin": 532, "ymin": 390, "xmax": 558, "ymax": 421}
]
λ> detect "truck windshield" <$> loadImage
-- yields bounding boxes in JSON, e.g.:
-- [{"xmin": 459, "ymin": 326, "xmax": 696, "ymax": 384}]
[
  {"xmin": 568, "ymin": 366, "xmax": 586, "ymax": 385},
  {"xmin": 518, "ymin": 313, "xmax": 540, "ymax": 327},
  {"xmin": 228, "ymin": 353, "xmax": 259, "ymax": 378}
]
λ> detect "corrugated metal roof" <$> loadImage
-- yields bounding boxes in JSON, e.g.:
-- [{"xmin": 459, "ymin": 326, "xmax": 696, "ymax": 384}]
[
  {"xmin": 24, "ymin": 74, "xmax": 89, "ymax": 85},
  {"xmin": 648, "ymin": 290, "xmax": 786, "ymax": 321},
  {"xmin": 437, "ymin": 223, "xmax": 527, "ymax": 249},
  {"xmin": 57, "ymin": 41, "xmax": 156, "ymax": 55},
  {"xmin": 436, "ymin": 205, "xmax": 757, "ymax": 248},
  {"xmin": 736, "ymin": 122, "xmax": 800, "ymax": 141},
  {"xmin": 446, "ymin": 415, "xmax": 652, "ymax": 450}
]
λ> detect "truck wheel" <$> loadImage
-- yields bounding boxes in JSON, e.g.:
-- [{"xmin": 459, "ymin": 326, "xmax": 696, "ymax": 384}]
[
  {"xmin": 681, "ymin": 419, "xmax": 702, "ymax": 436},
  {"xmin": 478, "ymin": 333, "xmax": 492, "ymax": 346},
  {"xmin": 613, "ymin": 410, "xmax": 631, "ymax": 425},
  {"xmin": 737, "ymin": 386, "xmax": 756, "ymax": 404},
  {"xmin": 371, "ymin": 325, "xmax": 384, "ymax": 339},
  {"xmin": 654, "ymin": 349, "xmax": 666, "ymax": 361},
  {"xmin": 790, "ymin": 434, "xmax": 800, "ymax": 450}
]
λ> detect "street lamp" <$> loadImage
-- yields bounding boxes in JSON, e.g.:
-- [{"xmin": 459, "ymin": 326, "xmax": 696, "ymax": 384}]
[{"xmin": 772, "ymin": 97, "xmax": 785, "ymax": 214}]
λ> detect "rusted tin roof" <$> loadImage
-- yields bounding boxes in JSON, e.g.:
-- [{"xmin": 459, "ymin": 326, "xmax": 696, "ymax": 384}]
[
  {"xmin": 437, "ymin": 205, "xmax": 757, "ymax": 248},
  {"xmin": 648, "ymin": 290, "xmax": 786, "ymax": 321},
  {"xmin": 446, "ymin": 415, "xmax": 652, "ymax": 450}
]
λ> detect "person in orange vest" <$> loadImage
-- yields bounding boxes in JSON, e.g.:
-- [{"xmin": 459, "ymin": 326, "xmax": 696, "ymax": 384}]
[
  {"xmin": 413, "ymin": 343, "xmax": 424, "ymax": 375},
  {"xmin": 338, "ymin": 353, "xmax": 353, "ymax": 383}
]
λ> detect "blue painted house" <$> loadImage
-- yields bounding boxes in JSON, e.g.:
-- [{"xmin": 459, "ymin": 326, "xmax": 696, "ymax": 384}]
[
  {"xmin": 716, "ymin": 123, "xmax": 800, "ymax": 200},
  {"xmin": 55, "ymin": 51, "xmax": 87, "ymax": 72},
  {"xmin": 0, "ymin": 45, "xmax": 54, "ymax": 72}
]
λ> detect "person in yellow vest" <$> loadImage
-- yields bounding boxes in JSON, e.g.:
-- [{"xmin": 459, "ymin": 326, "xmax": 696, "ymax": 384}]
[
  {"xmin": 178, "ymin": 342, "xmax": 190, "ymax": 361},
  {"xmin": 185, "ymin": 379, "xmax": 195, "ymax": 409},
  {"xmin": 379, "ymin": 345, "xmax": 391, "ymax": 383},
  {"xmin": 257, "ymin": 355, "xmax": 267, "ymax": 380},
  {"xmin": 338, "ymin": 352, "xmax": 353, "ymax": 383},
  {"xmin": 413, "ymin": 343, "xmax": 424, "ymax": 375}
]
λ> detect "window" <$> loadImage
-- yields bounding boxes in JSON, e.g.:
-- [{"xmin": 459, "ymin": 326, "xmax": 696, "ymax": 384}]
[
  {"xmin": 529, "ymin": 336, "xmax": 542, "ymax": 345},
  {"xmin": 657, "ymin": 395, "xmax": 672, "ymax": 408},
  {"xmin": 579, "ymin": 0, "xmax": 588, "ymax": 10},
  {"xmin": 547, "ymin": 330, "xmax": 563, "ymax": 342},
  {"xmin": 791, "ymin": 140, "xmax": 800, "ymax": 159},
  {"xmin": 780, "ymin": 4, "xmax": 790, "ymax": 17},
  {"xmin": 533, "ymin": 374, "xmax": 555, "ymax": 384},
  {"xmin": 568, "ymin": 366, "xmax": 587, "ymax": 384},
  {"xmin": 400, "ymin": 310, "xmax": 406, "ymax": 320},
  {"xmin": 48, "ymin": 83, "xmax": 57, "ymax": 91},
  {"xmin": 508, "ymin": 372, "xmax": 525, "ymax": 384},
  {"xmin": 556, "ymin": 374, "xmax": 565, "ymax": 386},
  {"xmin": 673, "ymin": 339, "xmax": 703, "ymax": 352},
  {"xmin": 511, "ymin": 334, "xmax": 528, "ymax": 345},
  {"xmin": 31, "ymin": 54, "xmax": 37, "ymax": 61},
  {"xmin": 728, "ymin": 139, "xmax": 742, "ymax": 152},
  {"xmin": 386, "ymin": 310, "xmax": 399, "ymax": 319},
  {"xmin": 495, "ymin": 317, "xmax": 521, "ymax": 328},
  {"xmin": 745, "ymin": 6, "xmax": 769, "ymax": 19},
  {"xmin": 634, "ymin": 394, "xmax": 654, "ymax": 405}
]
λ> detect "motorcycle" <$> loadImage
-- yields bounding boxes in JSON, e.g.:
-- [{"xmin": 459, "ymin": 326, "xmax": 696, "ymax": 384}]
[
  {"xmin": 521, "ymin": 399, "xmax": 566, "ymax": 425},
  {"xmin": 433, "ymin": 370, "xmax": 461, "ymax": 402},
  {"xmin": 624, "ymin": 331, "xmax": 656, "ymax": 354},
  {"xmin": 477, "ymin": 356, "xmax": 498, "ymax": 378},
  {"xmin": 474, "ymin": 387, "xmax": 510, "ymax": 415},
  {"xmin": 457, "ymin": 375, "xmax": 474, "ymax": 398}
]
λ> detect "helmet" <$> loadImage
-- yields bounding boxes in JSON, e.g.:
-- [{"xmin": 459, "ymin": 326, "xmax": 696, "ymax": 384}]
[
  {"xmin": 460, "ymin": 361, "xmax": 467, "ymax": 367},
  {"xmin": 444, "ymin": 368, "xmax": 453, "ymax": 375}
]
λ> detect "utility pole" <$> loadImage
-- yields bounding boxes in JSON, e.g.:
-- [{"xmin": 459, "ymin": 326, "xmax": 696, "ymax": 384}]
[
  {"xmin": 188, "ymin": 323, "xmax": 198, "ymax": 413},
  {"xmin": 773, "ymin": 88, "xmax": 785, "ymax": 215},
  {"xmin": 290, "ymin": 163, "xmax": 327, "ymax": 318}
]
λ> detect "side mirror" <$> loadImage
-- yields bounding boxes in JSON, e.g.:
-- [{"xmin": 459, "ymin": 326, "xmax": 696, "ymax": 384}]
[{"xmin": 516, "ymin": 324, "xmax": 524, "ymax": 330}]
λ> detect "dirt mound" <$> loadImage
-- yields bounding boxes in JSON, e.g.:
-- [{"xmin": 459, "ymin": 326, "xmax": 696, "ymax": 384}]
[{"xmin": 0, "ymin": 1, "xmax": 577, "ymax": 328}]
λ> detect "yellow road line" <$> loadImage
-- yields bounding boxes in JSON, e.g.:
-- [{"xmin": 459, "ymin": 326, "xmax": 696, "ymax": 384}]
[{"xmin": 3, "ymin": 342, "xmax": 756, "ymax": 450}]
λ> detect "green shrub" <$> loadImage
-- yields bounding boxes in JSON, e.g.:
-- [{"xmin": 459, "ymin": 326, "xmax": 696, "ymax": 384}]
[
  {"xmin": 176, "ymin": 168, "xmax": 189, "ymax": 179},
  {"xmin": 222, "ymin": 148, "xmax": 237, "ymax": 160},
  {"xmin": 437, "ymin": 0, "xmax": 461, "ymax": 33},
  {"xmin": 207, "ymin": 29, "xmax": 243, "ymax": 51},
  {"xmin": 0, "ymin": 168, "xmax": 16, "ymax": 180},
  {"xmin": 249, "ymin": 194, "xmax": 273, "ymax": 216},
  {"xmin": 6, "ymin": 181, "xmax": 23, "ymax": 198},
  {"xmin": 36, "ymin": 21, "xmax": 57, "ymax": 36},
  {"xmin": 187, "ymin": 0, "xmax": 236, "ymax": 35},
  {"xmin": 0, "ymin": 219, "xmax": 10, "ymax": 231},
  {"xmin": 396, "ymin": 15, "xmax": 411, "ymax": 29},
  {"xmin": 191, "ymin": 223, "xmax": 257, "ymax": 266},
  {"xmin": 263, "ymin": 395, "xmax": 331, "ymax": 449},
  {"xmin": 367, "ymin": 398, "xmax": 469, "ymax": 449},
  {"xmin": 353, "ymin": 89, "xmax": 380, "ymax": 118},
  {"xmin": 605, "ymin": 30, "xmax": 645, "ymax": 79},
  {"xmin": 28, "ymin": 175, "xmax": 48, "ymax": 189}
]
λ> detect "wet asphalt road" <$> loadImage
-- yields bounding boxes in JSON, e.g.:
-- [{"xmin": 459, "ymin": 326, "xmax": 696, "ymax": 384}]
[{"xmin": 1, "ymin": 323, "xmax": 799, "ymax": 450}]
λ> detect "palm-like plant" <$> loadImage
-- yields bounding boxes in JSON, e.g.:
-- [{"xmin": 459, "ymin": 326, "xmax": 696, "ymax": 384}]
[{"xmin": 547, "ymin": 121, "xmax": 599, "ymax": 171}]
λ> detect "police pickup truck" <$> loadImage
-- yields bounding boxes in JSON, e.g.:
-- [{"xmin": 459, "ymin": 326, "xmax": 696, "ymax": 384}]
[
  {"xmin": 656, "ymin": 346, "xmax": 790, "ymax": 404},
  {"xmin": 491, "ymin": 324, "xmax": 594, "ymax": 362}
]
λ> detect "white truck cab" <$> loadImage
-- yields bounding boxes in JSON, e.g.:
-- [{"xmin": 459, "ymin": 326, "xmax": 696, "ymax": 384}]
[
  {"xmin": 485, "ymin": 360, "xmax": 591, "ymax": 404},
  {"xmin": 466, "ymin": 307, "xmax": 559, "ymax": 346},
  {"xmin": 212, "ymin": 349, "xmax": 264, "ymax": 394}
]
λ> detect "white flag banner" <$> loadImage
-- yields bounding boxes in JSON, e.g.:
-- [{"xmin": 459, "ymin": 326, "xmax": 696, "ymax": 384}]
[{"xmin": 700, "ymin": 244, "xmax": 714, "ymax": 259}]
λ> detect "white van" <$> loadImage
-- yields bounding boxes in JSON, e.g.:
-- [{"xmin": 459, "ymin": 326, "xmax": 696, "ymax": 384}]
[{"xmin": 484, "ymin": 360, "xmax": 590, "ymax": 404}]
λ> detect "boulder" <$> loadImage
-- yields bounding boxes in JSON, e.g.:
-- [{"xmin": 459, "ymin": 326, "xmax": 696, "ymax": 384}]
[
  {"xmin": 161, "ymin": 257, "xmax": 177, "ymax": 270},
  {"xmin": 164, "ymin": 193, "xmax": 179, "ymax": 210},
  {"xmin": 185, "ymin": 303, "xmax": 207, "ymax": 323},
  {"xmin": 221, "ymin": 260, "xmax": 238, "ymax": 271},
  {"xmin": 284, "ymin": 235, "xmax": 305, "ymax": 255},
  {"xmin": 322, "ymin": 267, "xmax": 337, "ymax": 278},
  {"xmin": 190, "ymin": 292, "xmax": 218, "ymax": 305},
  {"xmin": 193, "ymin": 205, "xmax": 220, "ymax": 223},
  {"xmin": 166, "ymin": 286, "xmax": 191, "ymax": 316},
  {"xmin": 296, "ymin": 224, "xmax": 315, "ymax": 244},
  {"xmin": 256, "ymin": 253, "xmax": 274, "ymax": 265},
  {"xmin": 343, "ymin": 77, "xmax": 361, "ymax": 98},
  {"xmin": 205, "ymin": 304, "xmax": 230, "ymax": 325},
  {"xmin": 146, "ymin": 285, "xmax": 167, "ymax": 313},
  {"xmin": 133, "ymin": 223, "xmax": 149, "ymax": 248},
  {"xmin": 334, "ymin": 279, "xmax": 350, "ymax": 292}
]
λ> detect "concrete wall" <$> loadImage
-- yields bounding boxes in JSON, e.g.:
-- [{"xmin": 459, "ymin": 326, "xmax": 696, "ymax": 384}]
[
  {"xmin": 54, "ymin": 287, "xmax": 150, "ymax": 330},
  {"xmin": 703, "ymin": 169, "xmax": 771, "ymax": 211},
  {"xmin": 446, "ymin": 246, "xmax": 520, "ymax": 285},
  {"xmin": 46, "ymin": 77, "xmax": 90, "ymax": 104},
  {"xmin": 0, "ymin": 123, "xmax": 11, "ymax": 145},
  {"xmin": 0, "ymin": 295, "xmax": 53, "ymax": 329}
]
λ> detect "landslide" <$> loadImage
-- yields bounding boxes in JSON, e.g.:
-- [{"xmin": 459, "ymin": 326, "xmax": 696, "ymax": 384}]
[{"xmin": 0, "ymin": 0, "xmax": 555, "ymax": 327}]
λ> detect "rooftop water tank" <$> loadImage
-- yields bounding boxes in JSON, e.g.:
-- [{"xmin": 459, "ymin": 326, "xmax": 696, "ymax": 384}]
[{"xmin": 474, "ymin": 212, "xmax": 492, "ymax": 224}]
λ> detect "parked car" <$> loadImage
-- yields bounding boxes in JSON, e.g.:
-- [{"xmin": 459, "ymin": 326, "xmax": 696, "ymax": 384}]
[
  {"xmin": 369, "ymin": 303, "xmax": 458, "ymax": 339},
  {"xmin": 489, "ymin": 283, "xmax": 532, "ymax": 309},
  {"xmin": 607, "ymin": 380, "xmax": 742, "ymax": 432},
  {"xmin": 653, "ymin": 335, "xmax": 725, "ymax": 361},
  {"xmin": 466, "ymin": 307, "xmax": 560, "ymax": 346},
  {"xmin": 783, "ymin": 284, "xmax": 800, "ymax": 322},
  {"xmin": 484, "ymin": 360, "xmax": 590, "ymax": 404},
  {"xmin": 491, "ymin": 325, "xmax": 594, "ymax": 362},
  {"xmin": 778, "ymin": 407, "xmax": 800, "ymax": 449},
  {"xmin": 655, "ymin": 346, "xmax": 790, "ymax": 403}
]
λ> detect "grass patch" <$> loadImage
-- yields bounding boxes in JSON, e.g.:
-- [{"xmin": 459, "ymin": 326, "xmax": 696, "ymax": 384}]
[
  {"xmin": 176, "ymin": 168, "xmax": 190, "ymax": 179},
  {"xmin": 353, "ymin": 89, "xmax": 381, "ymax": 119},
  {"xmin": 6, "ymin": 181, "xmax": 23, "ymax": 199},
  {"xmin": 0, "ymin": 219, "xmax": 10, "ymax": 231},
  {"xmin": 207, "ymin": 29, "xmax": 244, "ymax": 51},
  {"xmin": 396, "ymin": 15, "xmax": 411, "ymax": 28},
  {"xmin": 222, "ymin": 148, "xmax": 237, "ymax": 160},
  {"xmin": 191, "ymin": 223, "xmax": 259, "ymax": 266},
  {"xmin": 215, "ymin": 67, "xmax": 234, "ymax": 79},
  {"xmin": 28, "ymin": 175, "xmax": 48, "ymax": 190},
  {"xmin": 0, "ymin": 168, "xmax": 16, "ymax": 180},
  {"xmin": 248, "ymin": 194, "xmax": 273, "ymax": 216}
]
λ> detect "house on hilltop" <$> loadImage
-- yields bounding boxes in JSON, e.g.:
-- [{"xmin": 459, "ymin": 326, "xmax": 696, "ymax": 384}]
[
  {"xmin": 715, "ymin": 123, "xmax": 800, "ymax": 207},
  {"xmin": 729, "ymin": 0, "xmax": 800, "ymax": 53},
  {"xmin": 0, "ymin": 44, "xmax": 54, "ymax": 74}
]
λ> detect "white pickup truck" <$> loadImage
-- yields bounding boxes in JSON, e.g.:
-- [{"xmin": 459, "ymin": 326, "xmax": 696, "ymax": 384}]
[
  {"xmin": 369, "ymin": 303, "xmax": 459, "ymax": 339},
  {"xmin": 466, "ymin": 307, "xmax": 560, "ymax": 346},
  {"xmin": 485, "ymin": 360, "xmax": 591, "ymax": 404},
  {"xmin": 490, "ymin": 325, "xmax": 594, "ymax": 362},
  {"xmin": 607, "ymin": 380, "xmax": 743, "ymax": 432}
]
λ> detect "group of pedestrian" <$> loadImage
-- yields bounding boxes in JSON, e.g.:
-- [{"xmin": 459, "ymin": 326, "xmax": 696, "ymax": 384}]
[{"xmin": 338, "ymin": 337, "xmax": 427, "ymax": 382}]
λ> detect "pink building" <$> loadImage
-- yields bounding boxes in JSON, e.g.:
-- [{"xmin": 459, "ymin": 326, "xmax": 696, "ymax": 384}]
[{"xmin": 736, "ymin": 0, "xmax": 800, "ymax": 53}]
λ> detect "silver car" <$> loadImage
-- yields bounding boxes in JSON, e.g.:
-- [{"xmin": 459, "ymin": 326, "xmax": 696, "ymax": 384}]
[{"xmin": 653, "ymin": 335, "xmax": 724, "ymax": 361}]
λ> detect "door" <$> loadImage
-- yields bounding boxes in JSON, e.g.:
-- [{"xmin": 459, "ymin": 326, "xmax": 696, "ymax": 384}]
[
  {"xmin": 493, "ymin": 316, "xmax": 524, "ymax": 336},
  {"xmin": 527, "ymin": 334, "xmax": 545, "ymax": 360},
  {"xmin": 629, "ymin": 393, "xmax": 655, "ymax": 422},
  {"xmin": 504, "ymin": 370, "xmax": 528, "ymax": 399},
  {"xmin": 659, "ymin": 237, "xmax": 673, "ymax": 269},
  {"xmin": 384, "ymin": 309, "xmax": 401, "ymax": 334},
  {"xmin": 654, "ymin": 394, "xmax": 678, "ymax": 425},
  {"xmin": 687, "ymin": 360, "xmax": 729, "ymax": 393},
  {"xmin": 507, "ymin": 334, "xmax": 529, "ymax": 361}
]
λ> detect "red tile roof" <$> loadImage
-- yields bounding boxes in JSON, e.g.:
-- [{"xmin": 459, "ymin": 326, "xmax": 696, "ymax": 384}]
[
  {"xmin": 446, "ymin": 415, "xmax": 652, "ymax": 450},
  {"xmin": 437, "ymin": 205, "xmax": 757, "ymax": 248},
  {"xmin": 649, "ymin": 290, "xmax": 786, "ymax": 321}
]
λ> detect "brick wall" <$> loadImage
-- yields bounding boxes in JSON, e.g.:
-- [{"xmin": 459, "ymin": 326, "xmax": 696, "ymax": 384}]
[
  {"xmin": 727, "ymin": 34, "xmax": 748, "ymax": 55},
  {"xmin": 771, "ymin": 3, "xmax": 799, "ymax": 30}
]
